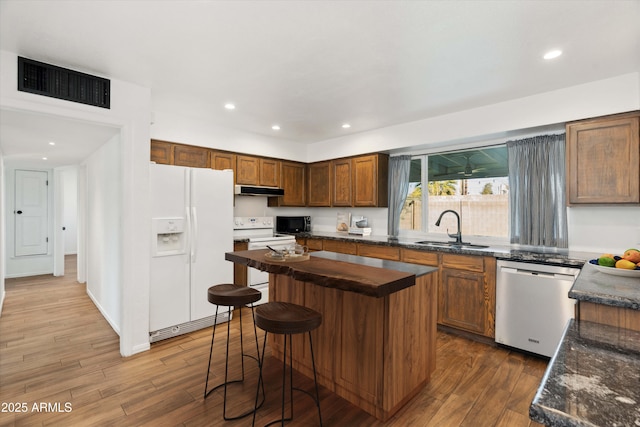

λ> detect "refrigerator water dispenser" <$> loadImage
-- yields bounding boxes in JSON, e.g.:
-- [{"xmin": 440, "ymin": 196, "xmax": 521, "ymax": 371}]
[{"xmin": 152, "ymin": 217, "xmax": 186, "ymax": 256}]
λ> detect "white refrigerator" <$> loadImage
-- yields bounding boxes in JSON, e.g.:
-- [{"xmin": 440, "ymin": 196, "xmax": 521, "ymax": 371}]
[{"xmin": 149, "ymin": 163, "xmax": 234, "ymax": 341}]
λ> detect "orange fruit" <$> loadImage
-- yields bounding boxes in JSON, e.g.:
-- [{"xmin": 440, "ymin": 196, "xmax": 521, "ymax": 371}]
[{"xmin": 622, "ymin": 249, "xmax": 640, "ymax": 263}]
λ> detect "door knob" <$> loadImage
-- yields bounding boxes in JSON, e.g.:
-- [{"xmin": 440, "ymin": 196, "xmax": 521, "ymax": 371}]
[{"xmin": 16, "ymin": 210, "xmax": 22, "ymax": 214}]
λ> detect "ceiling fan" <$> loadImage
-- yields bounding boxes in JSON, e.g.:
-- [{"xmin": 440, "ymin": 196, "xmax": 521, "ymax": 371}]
[{"xmin": 458, "ymin": 154, "xmax": 485, "ymax": 177}]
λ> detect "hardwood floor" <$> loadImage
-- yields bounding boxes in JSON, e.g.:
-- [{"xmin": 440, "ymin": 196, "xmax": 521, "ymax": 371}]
[{"xmin": 0, "ymin": 256, "xmax": 546, "ymax": 426}]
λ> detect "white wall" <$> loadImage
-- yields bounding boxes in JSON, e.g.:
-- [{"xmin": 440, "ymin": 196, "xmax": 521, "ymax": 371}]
[
  {"xmin": 568, "ymin": 206, "xmax": 640, "ymax": 254},
  {"xmin": 150, "ymin": 110, "xmax": 307, "ymax": 162},
  {"xmin": 84, "ymin": 135, "xmax": 121, "ymax": 333},
  {"xmin": 306, "ymin": 72, "xmax": 640, "ymax": 161},
  {"xmin": 3, "ymin": 166, "xmax": 54, "ymax": 277},
  {"xmin": 1, "ymin": 49, "xmax": 151, "ymax": 356}
]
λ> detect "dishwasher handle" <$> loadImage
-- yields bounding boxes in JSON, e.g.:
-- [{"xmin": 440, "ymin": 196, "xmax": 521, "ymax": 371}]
[{"xmin": 500, "ymin": 266, "xmax": 575, "ymax": 280}]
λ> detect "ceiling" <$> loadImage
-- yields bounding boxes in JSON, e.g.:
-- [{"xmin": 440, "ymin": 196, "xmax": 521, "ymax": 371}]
[
  {"xmin": 1, "ymin": 0, "xmax": 639, "ymax": 166},
  {"xmin": 0, "ymin": 109, "xmax": 118, "ymax": 168},
  {"xmin": 427, "ymin": 146, "xmax": 508, "ymax": 181}
]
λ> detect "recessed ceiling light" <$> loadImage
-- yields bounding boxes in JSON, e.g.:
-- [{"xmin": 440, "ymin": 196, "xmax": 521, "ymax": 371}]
[
  {"xmin": 342, "ymin": 123, "xmax": 351, "ymax": 129},
  {"xmin": 42, "ymin": 157, "xmax": 48, "ymax": 160},
  {"xmin": 543, "ymin": 50, "xmax": 562, "ymax": 60},
  {"xmin": 224, "ymin": 103, "xmax": 236, "ymax": 110},
  {"xmin": 272, "ymin": 125, "xmax": 280, "ymax": 130},
  {"xmin": 48, "ymin": 141, "xmax": 55, "ymax": 146}
]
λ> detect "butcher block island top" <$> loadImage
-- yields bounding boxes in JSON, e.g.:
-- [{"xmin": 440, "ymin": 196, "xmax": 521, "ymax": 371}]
[{"xmin": 225, "ymin": 249, "xmax": 438, "ymax": 421}]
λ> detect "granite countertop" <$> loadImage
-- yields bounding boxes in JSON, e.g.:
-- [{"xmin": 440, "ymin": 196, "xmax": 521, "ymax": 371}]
[
  {"xmin": 287, "ymin": 231, "xmax": 597, "ymax": 268},
  {"xmin": 569, "ymin": 262, "xmax": 640, "ymax": 310},
  {"xmin": 530, "ymin": 319, "xmax": 640, "ymax": 427},
  {"xmin": 225, "ymin": 249, "xmax": 436, "ymax": 298}
]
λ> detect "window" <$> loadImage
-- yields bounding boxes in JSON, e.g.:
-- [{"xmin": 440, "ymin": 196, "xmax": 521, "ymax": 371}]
[{"xmin": 400, "ymin": 146, "xmax": 509, "ymax": 239}]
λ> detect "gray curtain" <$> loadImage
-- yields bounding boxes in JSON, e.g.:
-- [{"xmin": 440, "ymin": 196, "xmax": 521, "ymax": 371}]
[
  {"xmin": 507, "ymin": 134, "xmax": 568, "ymax": 248},
  {"xmin": 387, "ymin": 155, "xmax": 412, "ymax": 238}
]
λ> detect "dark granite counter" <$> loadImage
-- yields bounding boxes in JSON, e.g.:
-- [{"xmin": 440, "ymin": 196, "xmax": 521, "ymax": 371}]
[
  {"xmin": 289, "ymin": 231, "xmax": 597, "ymax": 268},
  {"xmin": 225, "ymin": 249, "xmax": 437, "ymax": 297},
  {"xmin": 568, "ymin": 262, "xmax": 640, "ymax": 310},
  {"xmin": 530, "ymin": 319, "xmax": 640, "ymax": 427}
]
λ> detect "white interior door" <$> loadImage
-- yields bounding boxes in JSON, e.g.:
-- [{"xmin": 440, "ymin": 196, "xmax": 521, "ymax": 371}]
[{"xmin": 14, "ymin": 170, "xmax": 48, "ymax": 257}]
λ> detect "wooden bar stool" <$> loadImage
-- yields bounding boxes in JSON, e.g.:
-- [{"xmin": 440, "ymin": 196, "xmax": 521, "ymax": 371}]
[
  {"xmin": 204, "ymin": 284, "xmax": 265, "ymax": 420},
  {"xmin": 252, "ymin": 301, "xmax": 323, "ymax": 427}
]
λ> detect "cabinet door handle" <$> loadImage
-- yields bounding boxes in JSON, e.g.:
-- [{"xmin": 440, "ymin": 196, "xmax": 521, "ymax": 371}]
[{"xmin": 16, "ymin": 210, "xmax": 23, "ymax": 214}]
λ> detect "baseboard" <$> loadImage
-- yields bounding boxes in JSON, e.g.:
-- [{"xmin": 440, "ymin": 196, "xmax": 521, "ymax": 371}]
[
  {"xmin": 0, "ymin": 291, "xmax": 4, "ymax": 317},
  {"xmin": 5, "ymin": 270, "xmax": 54, "ymax": 279},
  {"xmin": 437, "ymin": 324, "xmax": 497, "ymax": 347},
  {"xmin": 130, "ymin": 342, "xmax": 151, "ymax": 355},
  {"xmin": 86, "ymin": 288, "xmax": 121, "ymax": 336}
]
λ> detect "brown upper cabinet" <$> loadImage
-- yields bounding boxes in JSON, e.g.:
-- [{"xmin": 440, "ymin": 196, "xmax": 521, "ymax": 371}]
[
  {"xmin": 149, "ymin": 140, "xmax": 388, "ymax": 208},
  {"xmin": 353, "ymin": 154, "xmax": 389, "ymax": 207},
  {"xmin": 332, "ymin": 158, "xmax": 353, "ymax": 206},
  {"xmin": 150, "ymin": 139, "xmax": 172, "ymax": 164},
  {"xmin": 567, "ymin": 111, "xmax": 640, "ymax": 204},
  {"xmin": 173, "ymin": 144, "xmax": 210, "ymax": 168},
  {"xmin": 308, "ymin": 161, "xmax": 332, "ymax": 207},
  {"xmin": 269, "ymin": 161, "xmax": 306, "ymax": 207},
  {"xmin": 236, "ymin": 155, "xmax": 280, "ymax": 186},
  {"xmin": 259, "ymin": 158, "xmax": 280, "ymax": 187},
  {"xmin": 236, "ymin": 155, "xmax": 260, "ymax": 185},
  {"xmin": 211, "ymin": 151, "xmax": 235, "ymax": 172}
]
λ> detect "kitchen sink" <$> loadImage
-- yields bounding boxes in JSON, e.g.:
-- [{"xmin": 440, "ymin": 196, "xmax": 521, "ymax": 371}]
[{"xmin": 415, "ymin": 240, "xmax": 489, "ymax": 249}]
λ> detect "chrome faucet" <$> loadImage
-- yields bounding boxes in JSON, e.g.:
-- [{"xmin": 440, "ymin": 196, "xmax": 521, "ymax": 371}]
[{"xmin": 435, "ymin": 209, "xmax": 468, "ymax": 245}]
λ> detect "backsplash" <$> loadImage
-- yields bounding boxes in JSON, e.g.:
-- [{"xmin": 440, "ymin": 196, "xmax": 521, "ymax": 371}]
[
  {"xmin": 233, "ymin": 196, "xmax": 388, "ymax": 235},
  {"xmin": 567, "ymin": 205, "xmax": 640, "ymax": 253}
]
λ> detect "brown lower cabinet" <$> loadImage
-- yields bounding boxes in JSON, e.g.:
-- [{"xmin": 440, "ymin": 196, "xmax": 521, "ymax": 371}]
[
  {"xmin": 439, "ymin": 254, "xmax": 496, "ymax": 338},
  {"xmin": 357, "ymin": 244, "xmax": 400, "ymax": 260},
  {"xmin": 295, "ymin": 240, "xmax": 497, "ymax": 339},
  {"xmin": 576, "ymin": 301, "xmax": 640, "ymax": 332},
  {"xmin": 322, "ymin": 239, "xmax": 357, "ymax": 255}
]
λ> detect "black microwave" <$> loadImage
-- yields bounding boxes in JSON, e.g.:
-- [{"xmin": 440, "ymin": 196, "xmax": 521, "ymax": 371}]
[{"xmin": 276, "ymin": 216, "xmax": 311, "ymax": 233}]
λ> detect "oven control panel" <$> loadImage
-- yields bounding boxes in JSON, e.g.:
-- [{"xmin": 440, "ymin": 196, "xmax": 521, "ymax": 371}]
[{"xmin": 233, "ymin": 216, "xmax": 274, "ymax": 230}]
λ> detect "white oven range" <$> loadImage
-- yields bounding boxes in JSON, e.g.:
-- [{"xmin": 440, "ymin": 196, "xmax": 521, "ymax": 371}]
[{"xmin": 233, "ymin": 216, "xmax": 296, "ymax": 305}]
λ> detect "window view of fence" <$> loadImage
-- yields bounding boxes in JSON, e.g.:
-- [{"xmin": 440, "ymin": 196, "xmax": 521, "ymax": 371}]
[{"xmin": 400, "ymin": 148, "xmax": 509, "ymax": 238}]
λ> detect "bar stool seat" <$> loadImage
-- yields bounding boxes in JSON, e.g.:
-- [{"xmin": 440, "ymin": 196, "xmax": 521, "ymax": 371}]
[
  {"xmin": 253, "ymin": 302, "xmax": 323, "ymax": 427},
  {"xmin": 208, "ymin": 284, "xmax": 263, "ymax": 307},
  {"xmin": 204, "ymin": 284, "xmax": 265, "ymax": 421}
]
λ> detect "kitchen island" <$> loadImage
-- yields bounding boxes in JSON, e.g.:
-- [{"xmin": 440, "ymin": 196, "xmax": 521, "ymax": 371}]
[{"xmin": 225, "ymin": 249, "xmax": 438, "ymax": 421}]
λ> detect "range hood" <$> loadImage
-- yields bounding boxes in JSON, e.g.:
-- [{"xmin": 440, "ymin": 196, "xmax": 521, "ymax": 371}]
[{"xmin": 234, "ymin": 185, "xmax": 284, "ymax": 196}]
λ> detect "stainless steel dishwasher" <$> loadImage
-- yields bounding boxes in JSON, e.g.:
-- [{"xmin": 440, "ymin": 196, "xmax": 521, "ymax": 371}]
[{"xmin": 495, "ymin": 260, "xmax": 580, "ymax": 357}]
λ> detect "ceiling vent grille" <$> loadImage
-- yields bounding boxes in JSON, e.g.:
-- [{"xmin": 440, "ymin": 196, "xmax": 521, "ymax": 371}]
[{"xmin": 18, "ymin": 56, "xmax": 110, "ymax": 109}]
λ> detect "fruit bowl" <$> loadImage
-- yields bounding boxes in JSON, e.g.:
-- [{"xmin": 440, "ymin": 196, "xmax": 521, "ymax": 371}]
[{"xmin": 590, "ymin": 261, "xmax": 640, "ymax": 277}]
